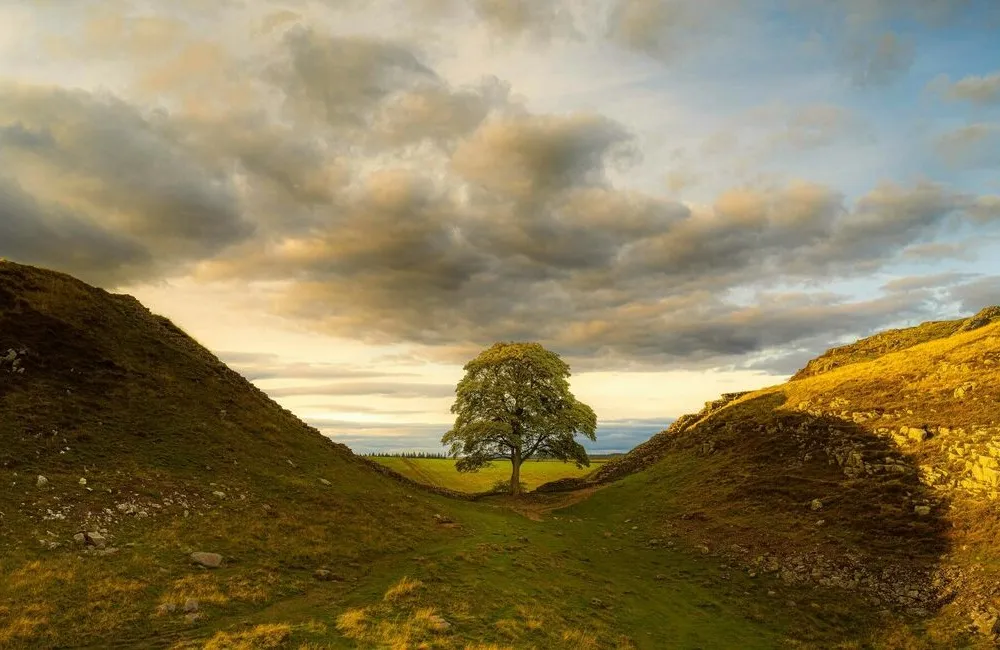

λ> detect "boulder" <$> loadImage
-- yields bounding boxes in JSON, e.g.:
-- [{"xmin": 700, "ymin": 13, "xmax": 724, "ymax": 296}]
[
  {"xmin": 190, "ymin": 552, "xmax": 223, "ymax": 568},
  {"xmin": 87, "ymin": 532, "xmax": 107, "ymax": 549}
]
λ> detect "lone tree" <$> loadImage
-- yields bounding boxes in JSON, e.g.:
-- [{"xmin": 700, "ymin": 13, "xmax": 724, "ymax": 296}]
[{"xmin": 442, "ymin": 342, "xmax": 597, "ymax": 496}]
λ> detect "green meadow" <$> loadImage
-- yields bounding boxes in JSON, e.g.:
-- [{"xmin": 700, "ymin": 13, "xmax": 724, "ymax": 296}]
[{"xmin": 368, "ymin": 457, "xmax": 609, "ymax": 493}]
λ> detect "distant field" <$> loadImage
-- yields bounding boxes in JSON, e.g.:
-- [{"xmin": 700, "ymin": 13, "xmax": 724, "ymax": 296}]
[{"xmin": 369, "ymin": 457, "xmax": 606, "ymax": 492}]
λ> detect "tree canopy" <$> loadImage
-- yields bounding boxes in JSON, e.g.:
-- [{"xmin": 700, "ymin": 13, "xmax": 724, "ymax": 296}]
[{"xmin": 442, "ymin": 342, "xmax": 597, "ymax": 495}]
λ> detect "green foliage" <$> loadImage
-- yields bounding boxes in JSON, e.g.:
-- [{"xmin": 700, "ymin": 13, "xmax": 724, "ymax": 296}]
[{"xmin": 442, "ymin": 342, "xmax": 597, "ymax": 494}]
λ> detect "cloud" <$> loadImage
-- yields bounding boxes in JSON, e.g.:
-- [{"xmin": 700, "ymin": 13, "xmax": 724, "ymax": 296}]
[
  {"xmin": 881, "ymin": 272, "xmax": 977, "ymax": 293},
  {"xmin": 0, "ymin": 176, "xmax": 150, "ymax": 285},
  {"xmin": 935, "ymin": 123, "xmax": 1000, "ymax": 169},
  {"xmin": 0, "ymin": 83, "xmax": 254, "ymax": 283},
  {"xmin": 931, "ymin": 71, "xmax": 1000, "ymax": 105},
  {"xmin": 842, "ymin": 31, "xmax": 914, "ymax": 87},
  {"xmin": 265, "ymin": 382, "xmax": 456, "ymax": 399},
  {"xmin": 948, "ymin": 276, "xmax": 1000, "ymax": 313},
  {"xmin": 4, "ymin": 1, "xmax": 1000, "ymax": 378},
  {"xmin": 218, "ymin": 351, "xmax": 415, "ymax": 381}
]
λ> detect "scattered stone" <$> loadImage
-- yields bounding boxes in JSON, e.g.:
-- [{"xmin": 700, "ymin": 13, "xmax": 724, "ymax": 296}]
[
  {"xmin": 697, "ymin": 545, "xmax": 711, "ymax": 555},
  {"xmin": 36, "ymin": 475, "xmax": 48, "ymax": 487},
  {"xmin": 426, "ymin": 614, "xmax": 451, "ymax": 632},
  {"xmin": 314, "ymin": 569, "xmax": 342, "ymax": 582},
  {"xmin": 212, "ymin": 491, "xmax": 226, "ymax": 499},
  {"xmin": 954, "ymin": 382, "xmax": 977, "ymax": 400},
  {"xmin": 433, "ymin": 514, "xmax": 454, "ymax": 524},
  {"xmin": 319, "ymin": 478, "xmax": 331, "ymax": 486},
  {"xmin": 183, "ymin": 598, "xmax": 199, "ymax": 613},
  {"xmin": 810, "ymin": 499, "xmax": 823, "ymax": 511},
  {"xmin": 190, "ymin": 552, "xmax": 223, "ymax": 568},
  {"xmin": 156, "ymin": 602, "xmax": 177, "ymax": 616}
]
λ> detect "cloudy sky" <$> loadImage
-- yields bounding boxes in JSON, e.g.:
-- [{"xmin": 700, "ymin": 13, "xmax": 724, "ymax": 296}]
[{"xmin": 2, "ymin": 1, "xmax": 999, "ymax": 453}]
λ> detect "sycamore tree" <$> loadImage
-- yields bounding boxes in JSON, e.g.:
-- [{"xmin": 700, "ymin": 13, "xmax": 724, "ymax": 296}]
[{"xmin": 442, "ymin": 342, "xmax": 597, "ymax": 496}]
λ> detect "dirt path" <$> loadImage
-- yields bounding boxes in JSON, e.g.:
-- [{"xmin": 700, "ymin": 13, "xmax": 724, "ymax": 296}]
[{"xmin": 487, "ymin": 485, "xmax": 608, "ymax": 521}]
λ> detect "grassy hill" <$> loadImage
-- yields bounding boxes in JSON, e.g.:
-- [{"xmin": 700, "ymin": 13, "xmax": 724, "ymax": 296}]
[
  {"xmin": 541, "ymin": 306, "xmax": 1000, "ymax": 646},
  {"xmin": 3, "ymin": 259, "xmax": 997, "ymax": 648}
]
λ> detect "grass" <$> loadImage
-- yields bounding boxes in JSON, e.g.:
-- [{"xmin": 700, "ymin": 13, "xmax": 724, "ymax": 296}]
[{"xmin": 369, "ymin": 457, "xmax": 608, "ymax": 493}]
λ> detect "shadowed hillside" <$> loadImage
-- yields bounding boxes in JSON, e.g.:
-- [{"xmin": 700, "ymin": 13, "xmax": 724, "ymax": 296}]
[{"xmin": 539, "ymin": 307, "xmax": 1000, "ymax": 645}]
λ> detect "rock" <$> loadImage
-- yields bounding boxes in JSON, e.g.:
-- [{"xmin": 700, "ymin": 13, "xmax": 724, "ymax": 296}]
[
  {"xmin": 190, "ymin": 551, "xmax": 223, "ymax": 568},
  {"xmin": 36, "ymin": 475, "xmax": 48, "ymax": 487},
  {"xmin": 426, "ymin": 614, "xmax": 451, "ymax": 632},
  {"xmin": 954, "ymin": 382, "xmax": 977, "ymax": 400},
  {"xmin": 697, "ymin": 545, "xmax": 711, "ymax": 555},
  {"xmin": 433, "ymin": 514, "xmax": 454, "ymax": 524},
  {"xmin": 73, "ymin": 532, "xmax": 86, "ymax": 545},
  {"xmin": 184, "ymin": 612, "xmax": 203, "ymax": 623},
  {"xmin": 590, "ymin": 598, "xmax": 606, "ymax": 608},
  {"xmin": 516, "ymin": 536, "xmax": 529, "ymax": 543},
  {"xmin": 914, "ymin": 505, "xmax": 931, "ymax": 516},
  {"xmin": 87, "ymin": 532, "xmax": 107, "ymax": 549},
  {"xmin": 211, "ymin": 491, "xmax": 226, "ymax": 499},
  {"xmin": 314, "ymin": 569, "xmax": 342, "ymax": 581},
  {"xmin": 78, "ymin": 478, "xmax": 87, "ymax": 486},
  {"xmin": 972, "ymin": 612, "xmax": 1000, "ymax": 636},
  {"xmin": 907, "ymin": 427, "xmax": 930, "ymax": 442},
  {"xmin": 318, "ymin": 478, "xmax": 331, "ymax": 486},
  {"xmin": 183, "ymin": 598, "xmax": 199, "ymax": 613},
  {"xmin": 810, "ymin": 499, "xmax": 823, "ymax": 511},
  {"xmin": 155, "ymin": 602, "xmax": 177, "ymax": 616}
]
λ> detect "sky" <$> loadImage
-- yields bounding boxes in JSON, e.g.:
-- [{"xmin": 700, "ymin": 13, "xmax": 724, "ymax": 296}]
[{"xmin": 2, "ymin": 0, "xmax": 999, "ymax": 453}]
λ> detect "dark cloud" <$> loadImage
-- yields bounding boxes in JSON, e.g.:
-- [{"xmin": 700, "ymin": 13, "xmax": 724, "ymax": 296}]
[
  {"xmin": 948, "ymin": 277, "xmax": 1000, "ymax": 313},
  {"xmin": 0, "ymin": 83, "xmax": 254, "ymax": 283},
  {"xmin": 0, "ymin": 176, "xmax": 150, "ymax": 285}
]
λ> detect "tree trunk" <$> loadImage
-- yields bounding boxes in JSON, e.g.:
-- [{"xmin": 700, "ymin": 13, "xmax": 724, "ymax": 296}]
[{"xmin": 510, "ymin": 451, "xmax": 522, "ymax": 496}]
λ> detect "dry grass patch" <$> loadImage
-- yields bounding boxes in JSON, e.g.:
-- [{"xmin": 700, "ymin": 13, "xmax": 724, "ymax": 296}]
[
  {"xmin": 201, "ymin": 623, "xmax": 292, "ymax": 649},
  {"xmin": 384, "ymin": 576, "xmax": 423, "ymax": 602}
]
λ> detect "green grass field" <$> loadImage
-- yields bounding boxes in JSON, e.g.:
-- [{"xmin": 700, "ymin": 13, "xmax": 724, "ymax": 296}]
[{"xmin": 369, "ymin": 457, "xmax": 608, "ymax": 492}]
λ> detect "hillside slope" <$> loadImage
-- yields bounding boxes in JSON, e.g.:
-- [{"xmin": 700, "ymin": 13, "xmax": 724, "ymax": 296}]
[
  {"xmin": 0, "ymin": 261, "xmax": 462, "ymax": 647},
  {"xmin": 540, "ymin": 307, "xmax": 1000, "ymax": 646}
]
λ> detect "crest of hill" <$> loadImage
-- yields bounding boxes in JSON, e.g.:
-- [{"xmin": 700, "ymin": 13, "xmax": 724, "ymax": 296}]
[{"xmin": 790, "ymin": 306, "xmax": 1000, "ymax": 381}]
